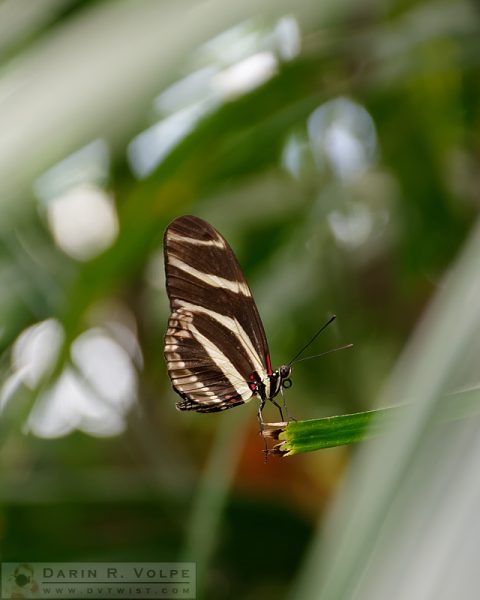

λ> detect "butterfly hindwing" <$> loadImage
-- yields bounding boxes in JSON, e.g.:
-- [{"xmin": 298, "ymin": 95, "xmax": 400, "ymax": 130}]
[{"xmin": 164, "ymin": 215, "xmax": 270, "ymax": 412}]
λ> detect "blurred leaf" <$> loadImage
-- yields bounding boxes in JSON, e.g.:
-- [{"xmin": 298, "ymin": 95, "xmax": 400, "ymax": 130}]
[{"xmin": 293, "ymin": 212, "xmax": 480, "ymax": 599}]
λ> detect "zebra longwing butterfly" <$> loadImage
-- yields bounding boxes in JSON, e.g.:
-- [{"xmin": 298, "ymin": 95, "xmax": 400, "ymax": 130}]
[{"xmin": 163, "ymin": 215, "xmax": 292, "ymax": 425}]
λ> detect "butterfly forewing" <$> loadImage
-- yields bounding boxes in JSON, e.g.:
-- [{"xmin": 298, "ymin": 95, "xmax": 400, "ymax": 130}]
[{"xmin": 164, "ymin": 215, "xmax": 270, "ymax": 412}]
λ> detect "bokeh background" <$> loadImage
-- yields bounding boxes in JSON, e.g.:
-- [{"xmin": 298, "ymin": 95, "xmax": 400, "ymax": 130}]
[{"xmin": 1, "ymin": 1, "xmax": 479, "ymax": 599}]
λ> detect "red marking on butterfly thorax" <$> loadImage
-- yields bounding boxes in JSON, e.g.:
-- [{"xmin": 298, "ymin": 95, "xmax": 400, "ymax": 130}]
[
  {"xmin": 249, "ymin": 373, "xmax": 255, "ymax": 380},
  {"xmin": 266, "ymin": 354, "xmax": 272, "ymax": 376}
]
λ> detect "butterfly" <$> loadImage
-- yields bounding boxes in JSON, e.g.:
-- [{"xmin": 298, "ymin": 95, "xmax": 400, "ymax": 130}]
[
  {"xmin": 164, "ymin": 216, "xmax": 291, "ymax": 423},
  {"xmin": 163, "ymin": 215, "xmax": 348, "ymax": 428}
]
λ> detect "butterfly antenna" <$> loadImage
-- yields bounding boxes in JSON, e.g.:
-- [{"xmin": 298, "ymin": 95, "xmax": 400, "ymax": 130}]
[
  {"xmin": 288, "ymin": 315, "xmax": 337, "ymax": 366},
  {"xmin": 291, "ymin": 343, "xmax": 353, "ymax": 365}
]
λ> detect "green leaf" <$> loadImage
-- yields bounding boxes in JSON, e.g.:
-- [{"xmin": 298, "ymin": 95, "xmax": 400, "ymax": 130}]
[
  {"xmin": 263, "ymin": 407, "xmax": 403, "ymax": 456},
  {"xmin": 265, "ymin": 388, "xmax": 480, "ymax": 456}
]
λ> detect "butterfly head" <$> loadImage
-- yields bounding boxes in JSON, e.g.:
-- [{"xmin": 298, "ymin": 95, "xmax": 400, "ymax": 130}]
[{"xmin": 277, "ymin": 364, "xmax": 293, "ymax": 391}]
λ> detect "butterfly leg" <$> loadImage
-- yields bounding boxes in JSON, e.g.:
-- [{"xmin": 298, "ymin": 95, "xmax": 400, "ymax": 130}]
[
  {"xmin": 270, "ymin": 399, "xmax": 284, "ymax": 422},
  {"xmin": 280, "ymin": 386, "xmax": 296, "ymax": 422},
  {"xmin": 257, "ymin": 398, "xmax": 266, "ymax": 426},
  {"xmin": 257, "ymin": 398, "xmax": 270, "ymax": 458}
]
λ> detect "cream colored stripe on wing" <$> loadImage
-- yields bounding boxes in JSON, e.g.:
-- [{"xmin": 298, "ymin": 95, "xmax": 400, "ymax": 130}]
[
  {"xmin": 168, "ymin": 231, "xmax": 225, "ymax": 248},
  {"xmin": 177, "ymin": 300, "xmax": 265, "ymax": 376},
  {"xmin": 188, "ymin": 324, "xmax": 253, "ymax": 401},
  {"xmin": 168, "ymin": 255, "xmax": 251, "ymax": 296}
]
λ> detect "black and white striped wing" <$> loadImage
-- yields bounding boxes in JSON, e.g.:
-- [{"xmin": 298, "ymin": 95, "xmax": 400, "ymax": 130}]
[{"xmin": 164, "ymin": 215, "xmax": 271, "ymax": 412}]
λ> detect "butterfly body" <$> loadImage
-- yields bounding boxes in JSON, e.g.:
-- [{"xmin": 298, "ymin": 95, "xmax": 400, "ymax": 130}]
[{"xmin": 163, "ymin": 215, "xmax": 291, "ymax": 419}]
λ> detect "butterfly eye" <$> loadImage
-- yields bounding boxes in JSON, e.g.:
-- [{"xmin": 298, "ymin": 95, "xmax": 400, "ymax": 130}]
[{"xmin": 282, "ymin": 378, "xmax": 292, "ymax": 389}]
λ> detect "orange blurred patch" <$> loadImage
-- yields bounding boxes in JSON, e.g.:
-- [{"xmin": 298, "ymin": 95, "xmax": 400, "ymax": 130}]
[{"xmin": 234, "ymin": 422, "xmax": 350, "ymax": 518}]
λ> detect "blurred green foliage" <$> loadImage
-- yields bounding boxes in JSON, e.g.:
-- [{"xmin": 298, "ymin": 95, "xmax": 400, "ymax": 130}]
[{"xmin": 0, "ymin": 1, "xmax": 479, "ymax": 599}]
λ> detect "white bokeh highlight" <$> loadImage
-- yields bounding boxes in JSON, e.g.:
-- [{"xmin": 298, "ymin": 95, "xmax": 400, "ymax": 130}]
[
  {"xmin": 308, "ymin": 97, "xmax": 378, "ymax": 179},
  {"xmin": 25, "ymin": 327, "xmax": 138, "ymax": 438},
  {"xmin": 274, "ymin": 15, "xmax": 301, "ymax": 60},
  {"xmin": 212, "ymin": 51, "xmax": 278, "ymax": 99},
  {"xmin": 12, "ymin": 319, "xmax": 64, "ymax": 388},
  {"xmin": 1, "ymin": 318, "xmax": 139, "ymax": 438},
  {"xmin": 128, "ymin": 16, "xmax": 299, "ymax": 178},
  {"xmin": 71, "ymin": 328, "xmax": 136, "ymax": 410},
  {"xmin": 128, "ymin": 103, "xmax": 210, "ymax": 179},
  {"xmin": 26, "ymin": 367, "xmax": 128, "ymax": 439},
  {"xmin": 1, "ymin": 318, "xmax": 64, "ymax": 411},
  {"xmin": 327, "ymin": 203, "xmax": 375, "ymax": 248},
  {"xmin": 46, "ymin": 183, "xmax": 119, "ymax": 261}
]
